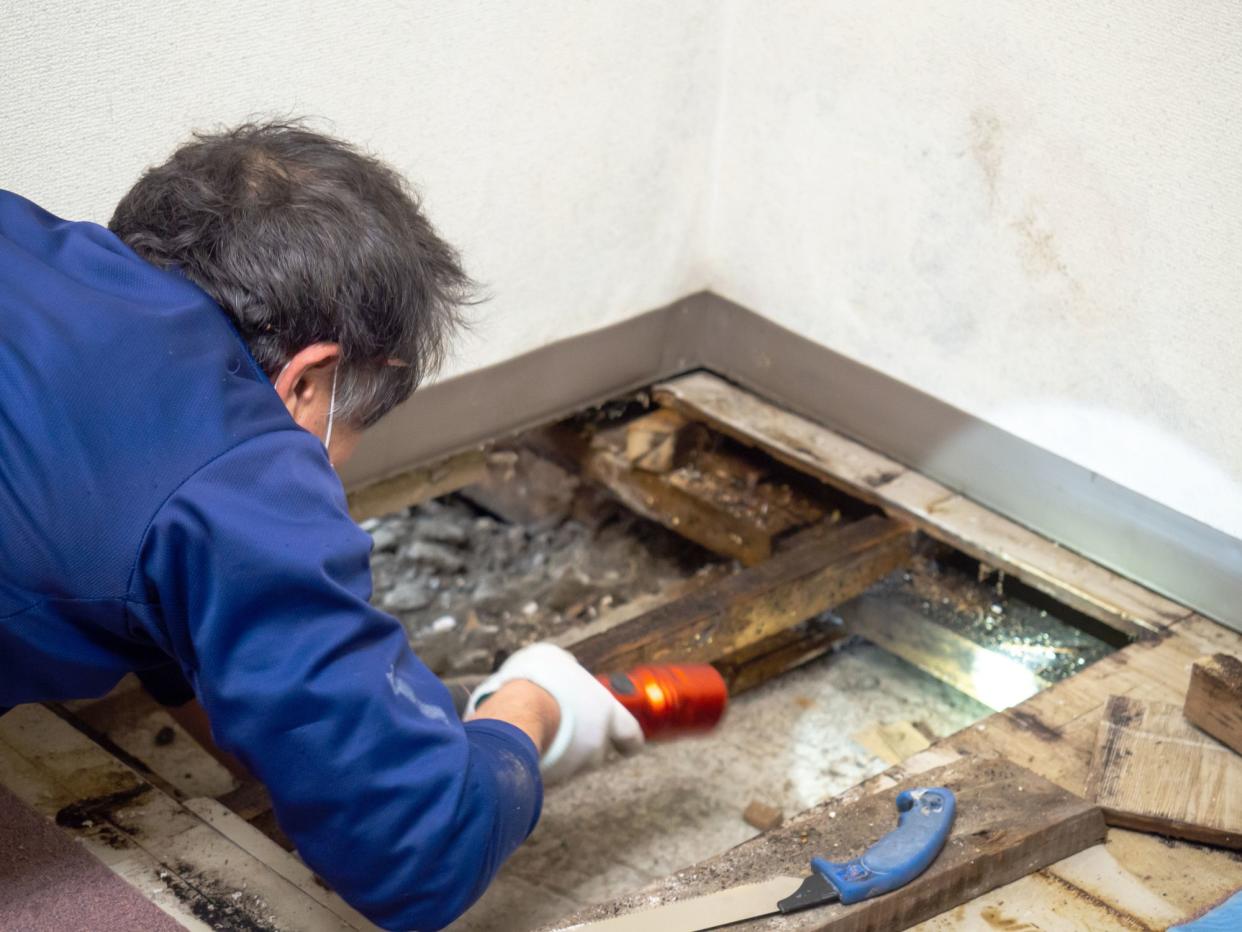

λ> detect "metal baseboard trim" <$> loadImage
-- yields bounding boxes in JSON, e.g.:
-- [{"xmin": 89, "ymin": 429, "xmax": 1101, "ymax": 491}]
[{"xmin": 343, "ymin": 291, "xmax": 1241, "ymax": 630}]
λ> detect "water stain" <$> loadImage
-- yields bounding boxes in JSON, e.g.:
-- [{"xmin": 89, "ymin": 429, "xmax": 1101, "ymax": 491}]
[
  {"xmin": 970, "ymin": 108, "xmax": 1005, "ymax": 206},
  {"xmin": 980, "ymin": 905, "xmax": 1040, "ymax": 930}
]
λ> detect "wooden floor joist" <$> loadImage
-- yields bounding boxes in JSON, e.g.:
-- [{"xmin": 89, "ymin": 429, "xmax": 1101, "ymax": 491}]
[{"xmin": 569, "ymin": 515, "xmax": 915, "ymax": 671}]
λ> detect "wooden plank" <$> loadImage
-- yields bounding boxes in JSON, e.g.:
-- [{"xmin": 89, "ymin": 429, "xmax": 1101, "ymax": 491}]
[
  {"xmin": 554, "ymin": 756, "xmax": 1106, "ymax": 932},
  {"xmin": 569, "ymin": 516, "xmax": 915, "ymax": 671},
  {"xmin": 1184, "ymin": 654, "xmax": 1242, "ymax": 756},
  {"xmin": 654, "ymin": 372, "xmax": 1190, "ymax": 638},
  {"xmin": 840, "ymin": 593, "xmax": 1052, "ymax": 710},
  {"xmin": 1085, "ymin": 695, "xmax": 1242, "ymax": 848},
  {"xmin": 346, "ymin": 447, "xmax": 489, "ymax": 522}
]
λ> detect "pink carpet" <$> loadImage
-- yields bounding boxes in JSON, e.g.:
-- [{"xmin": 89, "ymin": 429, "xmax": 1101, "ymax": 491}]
[{"xmin": 0, "ymin": 782, "xmax": 186, "ymax": 932}]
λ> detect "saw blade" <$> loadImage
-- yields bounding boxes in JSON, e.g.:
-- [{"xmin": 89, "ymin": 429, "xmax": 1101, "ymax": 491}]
[{"xmin": 559, "ymin": 875, "xmax": 806, "ymax": 932}]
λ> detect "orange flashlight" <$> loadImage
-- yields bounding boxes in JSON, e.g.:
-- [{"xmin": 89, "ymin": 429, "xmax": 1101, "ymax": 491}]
[{"xmin": 597, "ymin": 663, "xmax": 729, "ymax": 739}]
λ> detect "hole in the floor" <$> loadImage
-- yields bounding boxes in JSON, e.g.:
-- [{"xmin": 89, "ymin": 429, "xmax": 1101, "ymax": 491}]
[{"xmin": 56, "ymin": 380, "xmax": 1134, "ymax": 926}]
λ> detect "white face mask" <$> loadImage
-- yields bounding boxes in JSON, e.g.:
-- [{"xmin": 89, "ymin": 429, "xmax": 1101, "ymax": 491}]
[{"xmin": 277, "ymin": 362, "xmax": 337, "ymax": 453}]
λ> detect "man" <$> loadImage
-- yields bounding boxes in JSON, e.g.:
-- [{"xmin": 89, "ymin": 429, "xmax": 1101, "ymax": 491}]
[{"xmin": 0, "ymin": 121, "xmax": 643, "ymax": 930}]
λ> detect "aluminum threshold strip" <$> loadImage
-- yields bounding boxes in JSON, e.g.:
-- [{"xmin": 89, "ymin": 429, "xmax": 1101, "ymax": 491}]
[{"xmin": 341, "ymin": 291, "xmax": 1241, "ymax": 631}]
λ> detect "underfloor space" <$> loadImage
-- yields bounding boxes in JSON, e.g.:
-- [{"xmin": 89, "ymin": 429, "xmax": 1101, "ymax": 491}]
[{"xmin": 450, "ymin": 642, "xmax": 988, "ymax": 931}]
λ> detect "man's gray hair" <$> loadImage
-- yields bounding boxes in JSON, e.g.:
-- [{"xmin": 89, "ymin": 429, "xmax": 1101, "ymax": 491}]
[{"xmin": 110, "ymin": 120, "xmax": 472, "ymax": 426}]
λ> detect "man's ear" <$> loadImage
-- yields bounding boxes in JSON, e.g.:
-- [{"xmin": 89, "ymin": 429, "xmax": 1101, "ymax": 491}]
[{"xmin": 273, "ymin": 343, "xmax": 341, "ymax": 428}]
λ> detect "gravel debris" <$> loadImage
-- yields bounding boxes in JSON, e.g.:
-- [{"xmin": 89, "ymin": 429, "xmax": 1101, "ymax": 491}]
[{"xmin": 367, "ymin": 495, "xmax": 720, "ymax": 676}]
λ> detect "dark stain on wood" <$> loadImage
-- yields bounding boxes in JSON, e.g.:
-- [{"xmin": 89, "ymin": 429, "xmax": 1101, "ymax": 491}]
[
  {"xmin": 55, "ymin": 782, "xmax": 151, "ymax": 831},
  {"xmin": 1040, "ymin": 871, "xmax": 1160, "ymax": 930},
  {"xmin": 1006, "ymin": 709, "xmax": 1063, "ymax": 742}
]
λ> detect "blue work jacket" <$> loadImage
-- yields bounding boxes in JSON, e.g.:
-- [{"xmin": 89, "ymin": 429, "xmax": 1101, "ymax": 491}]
[{"xmin": 0, "ymin": 191, "xmax": 541, "ymax": 930}]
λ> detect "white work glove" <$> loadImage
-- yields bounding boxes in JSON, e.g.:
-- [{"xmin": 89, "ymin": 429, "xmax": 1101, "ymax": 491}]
[{"xmin": 466, "ymin": 643, "xmax": 645, "ymax": 784}]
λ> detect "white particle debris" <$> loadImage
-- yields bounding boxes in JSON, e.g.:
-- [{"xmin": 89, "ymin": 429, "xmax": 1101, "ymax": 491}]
[
  {"xmin": 431, "ymin": 615, "xmax": 457, "ymax": 633},
  {"xmin": 829, "ymin": 811, "xmax": 837, "ymax": 818},
  {"xmin": 990, "ymin": 603, "xmax": 1003, "ymax": 615},
  {"xmin": 232, "ymin": 892, "xmax": 243, "ymax": 901},
  {"xmin": 522, "ymin": 601, "xmax": 539, "ymax": 616}
]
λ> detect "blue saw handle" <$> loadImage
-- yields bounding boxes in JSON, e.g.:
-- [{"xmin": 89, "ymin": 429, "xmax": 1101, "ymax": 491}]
[{"xmin": 811, "ymin": 787, "xmax": 956, "ymax": 905}]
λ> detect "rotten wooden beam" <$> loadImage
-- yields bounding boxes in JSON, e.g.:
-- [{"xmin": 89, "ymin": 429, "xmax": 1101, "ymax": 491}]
[
  {"xmin": 569, "ymin": 515, "xmax": 915, "ymax": 672},
  {"xmin": 580, "ymin": 423, "xmax": 829, "ymax": 566},
  {"xmin": 711, "ymin": 614, "xmax": 847, "ymax": 694}
]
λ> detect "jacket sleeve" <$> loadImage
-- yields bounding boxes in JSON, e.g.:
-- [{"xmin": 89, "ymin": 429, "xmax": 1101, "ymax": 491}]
[{"xmin": 133, "ymin": 430, "xmax": 542, "ymax": 931}]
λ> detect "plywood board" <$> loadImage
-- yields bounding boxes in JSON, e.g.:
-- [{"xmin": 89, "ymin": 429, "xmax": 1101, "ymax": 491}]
[
  {"xmin": 1086, "ymin": 695, "xmax": 1242, "ymax": 848},
  {"xmin": 554, "ymin": 756, "xmax": 1105, "ymax": 932}
]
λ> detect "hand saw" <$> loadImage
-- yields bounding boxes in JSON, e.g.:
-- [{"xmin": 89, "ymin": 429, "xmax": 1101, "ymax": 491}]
[{"xmin": 559, "ymin": 786, "xmax": 955, "ymax": 931}]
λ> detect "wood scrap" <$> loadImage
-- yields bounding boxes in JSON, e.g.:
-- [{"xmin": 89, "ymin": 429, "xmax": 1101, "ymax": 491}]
[
  {"xmin": 742, "ymin": 800, "xmax": 784, "ymax": 832},
  {"xmin": 851, "ymin": 721, "xmax": 936, "ymax": 765},
  {"xmin": 1085, "ymin": 695, "xmax": 1242, "ymax": 848},
  {"xmin": 570, "ymin": 516, "xmax": 915, "ymax": 672},
  {"xmin": 624, "ymin": 407, "xmax": 699, "ymax": 473},
  {"xmin": 1184, "ymin": 653, "xmax": 1242, "ymax": 756},
  {"xmin": 554, "ymin": 756, "xmax": 1106, "ymax": 931}
]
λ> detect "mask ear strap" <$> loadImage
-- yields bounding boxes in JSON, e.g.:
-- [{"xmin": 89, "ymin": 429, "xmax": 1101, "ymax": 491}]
[{"xmin": 323, "ymin": 364, "xmax": 338, "ymax": 452}]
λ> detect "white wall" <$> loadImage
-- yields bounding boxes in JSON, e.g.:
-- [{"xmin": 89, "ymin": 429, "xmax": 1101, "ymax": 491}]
[
  {"xmin": 707, "ymin": 0, "xmax": 1242, "ymax": 539},
  {"xmin": 5, "ymin": 1, "xmax": 1240, "ymax": 537},
  {"xmin": 1, "ymin": 0, "xmax": 719, "ymax": 377}
]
